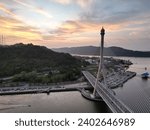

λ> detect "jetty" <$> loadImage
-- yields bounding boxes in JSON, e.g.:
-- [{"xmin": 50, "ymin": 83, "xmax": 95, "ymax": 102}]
[{"xmin": 103, "ymin": 71, "xmax": 136, "ymax": 88}]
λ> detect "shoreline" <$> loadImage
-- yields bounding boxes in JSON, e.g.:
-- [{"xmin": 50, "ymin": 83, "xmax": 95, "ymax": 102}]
[{"xmin": 72, "ymin": 54, "xmax": 150, "ymax": 58}]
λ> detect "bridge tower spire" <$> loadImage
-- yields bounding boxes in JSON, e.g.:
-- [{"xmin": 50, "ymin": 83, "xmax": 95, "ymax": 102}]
[{"xmin": 93, "ymin": 27, "xmax": 105, "ymax": 96}]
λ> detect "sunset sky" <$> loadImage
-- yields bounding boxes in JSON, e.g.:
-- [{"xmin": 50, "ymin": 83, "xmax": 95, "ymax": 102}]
[{"xmin": 0, "ymin": 0, "xmax": 150, "ymax": 50}]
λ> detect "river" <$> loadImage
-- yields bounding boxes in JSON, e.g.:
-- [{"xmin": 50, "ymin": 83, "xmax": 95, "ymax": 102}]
[
  {"xmin": 113, "ymin": 57, "xmax": 150, "ymax": 113},
  {"xmin": 0, "ymin": 57, "xmax": 150, "ymax": 113},
  {"xmin": 0, "ymin": 92, "xmax": 111, "ymax": 113}
]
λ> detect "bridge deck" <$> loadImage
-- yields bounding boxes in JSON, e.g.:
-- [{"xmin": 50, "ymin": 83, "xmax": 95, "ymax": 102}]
[{"xmin": 82, "ymin": 71, "xmax": 133, "ymax": 113}]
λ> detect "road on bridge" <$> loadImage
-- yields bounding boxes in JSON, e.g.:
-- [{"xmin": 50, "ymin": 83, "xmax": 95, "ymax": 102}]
[{"xmin": 82, "ymin": 71, "xmax": 133, "ymax": 113}]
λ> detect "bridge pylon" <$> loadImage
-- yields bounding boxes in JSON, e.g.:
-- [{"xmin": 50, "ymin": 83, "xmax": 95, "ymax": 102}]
[{"xmin": 93, "ymin": 27, "xmax": 105, "ymax": 97}]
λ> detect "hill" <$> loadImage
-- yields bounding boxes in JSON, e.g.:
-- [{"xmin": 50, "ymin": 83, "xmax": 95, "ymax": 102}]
[
  {"xmin": 0, "ymin": 43, "xmax": 84, "ymax": 78},
  {"xmin": 53, "ymin": 46, "xmax": 150, "ymax": 57}
]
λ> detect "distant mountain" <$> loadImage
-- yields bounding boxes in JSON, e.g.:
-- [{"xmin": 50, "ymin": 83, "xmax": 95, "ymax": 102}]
[
  {"xmin": 53, "ymin": 46, "xmax": 150, "ymax": 57},
  {"xmin": 0, "ymin": 43, "xmax": 83, "ymax": 77}
]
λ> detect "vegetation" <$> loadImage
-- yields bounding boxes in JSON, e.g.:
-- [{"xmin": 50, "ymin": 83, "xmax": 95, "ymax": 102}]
[
  {"xmin": 11, "ymin": 68, "xmax": 81, "ymax": 84},
  {"xmin": 0, "ymin": 43, "xmax": 87, "ymax": 85}
]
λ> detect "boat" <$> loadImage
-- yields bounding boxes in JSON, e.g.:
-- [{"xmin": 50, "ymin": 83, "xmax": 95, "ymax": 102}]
[{"xmin": 141, "ymin": 72, "xmax": 149, "ymax": 79}]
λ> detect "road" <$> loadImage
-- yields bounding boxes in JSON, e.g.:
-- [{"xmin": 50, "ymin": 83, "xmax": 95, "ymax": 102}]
[{"xmin": 82, "ymin": 71, "xmax": 133, "ymax": 113}]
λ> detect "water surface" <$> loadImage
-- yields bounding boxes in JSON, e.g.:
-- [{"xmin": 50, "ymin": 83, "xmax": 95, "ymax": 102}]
[
  {"xmin": 0, "ymin": 92, "xmax": 111, "ymax": 113},
  {"xmin": 113, "ymin": 57, "xmax": 150, "ymax": 113}
]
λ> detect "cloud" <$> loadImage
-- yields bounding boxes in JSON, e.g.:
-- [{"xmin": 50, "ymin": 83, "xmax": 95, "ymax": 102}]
[
  {"xmin": 77, "ymin": 0, "xmax": 150, "ymax": 41},
  {"xmin": 50, "ymin": 19, "xmax": 125, "ymax": 38},
  {"xmin": 53, "ymin": 0, "xmax": 71, "ymax": 5},
  {"xmin": 0, "ymin": 16, "xmax": 42, "ymax": 43},
  {"xmin": 1, "ymin": 0, "xmax": 150, "ymax": 50},
  {"xmin": 48, "ymin": 19, "xmax": 124, "ymax": 48},
  {"xmin": 48, "ymin": 0, "xmax": 150, "ymax": 49},
  {"xmin": 80, "ymin": 0, "xmax": 150, "ymax": 25},
  {"xmin": 50, "ymin": 0, "xmax": 150, "ymax": 37},
  {"xmin": 0, "ymin": 3, "xmax": 16, "ymax": 17},
  {"xmin": 76, "ymin": 0, "xmax": 92, "ymax": 8},
  {"xmin": 51, "ymin": 0, "xmax": 92, "ymax": 8},
  {"xmin": 13, "ymin": 0, "xmax": 52, "ymax": 18}
]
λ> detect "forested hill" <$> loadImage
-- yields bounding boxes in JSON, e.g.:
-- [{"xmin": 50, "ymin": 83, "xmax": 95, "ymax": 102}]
[
  {"xmin": 0, "ymin": 43, "xmax": 83, "ymax": 77},
  {"xmin": 53, "ymin": 46, "xmax": 150, "ymax": 57}
]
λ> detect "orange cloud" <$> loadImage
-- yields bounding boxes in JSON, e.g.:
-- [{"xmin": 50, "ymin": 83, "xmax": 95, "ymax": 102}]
[
  {"xmin": 42, "ymin": 19, "xmax": 132, "ymax": 48},
  {"xmin": 51, "ymin": 20, "xmax": 124, "ymax": 37},
  {"xmin": 0, "ymin": 16, "xmax": 42, "ymax": 44}
]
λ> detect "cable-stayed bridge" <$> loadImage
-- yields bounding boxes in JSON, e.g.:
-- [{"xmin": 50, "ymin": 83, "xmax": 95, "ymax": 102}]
[{"xmin": 82, "ymin": 71, "xmax": 133, "ymax": 113}]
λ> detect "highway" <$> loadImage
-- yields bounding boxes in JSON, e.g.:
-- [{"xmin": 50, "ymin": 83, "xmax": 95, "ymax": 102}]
[{"xmin": 82, "ymin": 71, "xmax": 133, "ymax": 113}]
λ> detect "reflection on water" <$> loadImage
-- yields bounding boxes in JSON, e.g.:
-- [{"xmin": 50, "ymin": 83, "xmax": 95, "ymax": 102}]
[{"xmin": 0, "ymin": 92, "xmax": 111, "ymax": 113}]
